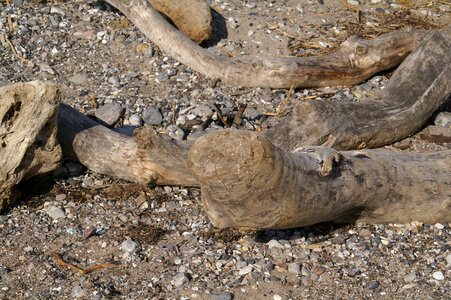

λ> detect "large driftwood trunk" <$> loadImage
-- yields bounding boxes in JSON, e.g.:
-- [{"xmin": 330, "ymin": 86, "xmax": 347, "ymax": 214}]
[
  {"xmin": 56, "ymin": 32, "xmax": 451, "ymax": 191},
  {"xmin": 0, "ymin": 81, "xmax": 62, "ymax": 211},
  {"xmin": 265, "ymin": 31, "xmax": 451, "ymax": 151},
  {"xmin": 148, "ymin": 0, "xmax": 212, "ymax": 43},
  {"xmin": 105, "ymin": 0, "xmax": 438, "ymax": 88},
  {"xmin": 188, "ymin": 130, "xmax": 451, "ymax": 229}
]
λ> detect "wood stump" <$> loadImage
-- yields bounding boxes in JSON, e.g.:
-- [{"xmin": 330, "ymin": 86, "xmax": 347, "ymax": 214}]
[{"xmin": 0, "ymin": 81, "xmax": 62, "ymax": 211}]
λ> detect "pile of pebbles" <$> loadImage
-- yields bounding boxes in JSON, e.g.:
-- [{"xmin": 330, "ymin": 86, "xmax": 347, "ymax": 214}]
[{"xmin": 0, "ymin": 0, "xmax": 449, "ymax": 299}]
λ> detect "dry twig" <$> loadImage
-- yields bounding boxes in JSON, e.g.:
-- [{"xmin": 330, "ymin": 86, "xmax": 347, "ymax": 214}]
[{"xmin": 50, "ymin": 253, "xmax": 121, "ymax": 275}]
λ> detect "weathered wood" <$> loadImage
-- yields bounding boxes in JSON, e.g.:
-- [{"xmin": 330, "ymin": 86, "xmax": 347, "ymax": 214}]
[
  {"xmin": 57, "ymin": 104, "xmax": 197, "ymax": 187},
  {"xmin": 149, "ymin": 0, "xmax": 212, "ymax": 43},
  {"xmin": 0, "ymin": 81, "xmax": 62, "ymax": 211},
  {"xmin": 106, "ymin": 0, "xmax": 439, "ymax": 88},
  {"xmin": 188, "ymin": 130, "xmax": 451, "ymax": 229},
  {"xmin": 265, "ymin": 31, "xmax": 451, "ymax": 151}
]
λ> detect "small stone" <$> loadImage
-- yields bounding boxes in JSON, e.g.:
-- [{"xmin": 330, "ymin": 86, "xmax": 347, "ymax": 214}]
[
  {"xmin": 108, "ymin": 75, "xmax": 121, "ymax": 87},
  {"xmin": 266, "ymin": 240, "xmax": 284, "ymax": 249},
  {"xmin": 71, "ymin": 286, "xmax": 85, "ymax": 298},
  {"xmin": 287, "ymin": 263, "xmax": 301, "ymax": 274},
  {"xmin": 238, "ymin": 265, "xmax": 253, "ymax": 276},
  {"xmin": 55, "ymin": 194, "xmax": 67, "ymax": 201},
  {"xmin": 156, "ymin": 73, "xmax": 169, "ymax": 83},
  {"xmin": 359, "ymin": 228, "xmax": 372, "ymax": 238},
  {"xmin": 67, "ymin": 73, "xmax": 88, "ymax": 85},
  {"xmin": 367, "ymin": 280, "xmax": 380, "ymax": 289},
  {"xmin": 142, "ymin": 107, "xmax": 163, "ymax": 125},
  {"xmin": 273, "ymin": 295, "xmax": 282, "ymax": 300},
  {"xmin": 211, "ymin": 292, "xmax": 234, "ymax": 300},
  {"xmin": 172, "ymin": 272, "xmax": 190, "ymax": 287},
  {"xmin": 446, "ymin": 253, "xmax": 451, "ymax": 266},
  {"xmin": 121, "ymin": 240, "xmax": 140, "ymax": 253},
  {"xmin": 404, "ymin": 272, "xmax": 417, "ymax": 283},
  {"xmin": 13, "ymin": 0, "xmax": 24, "ymax": 7},
  {"xmin": 167, "ymin": 125, "xmax": 185, "ymax": 141},
  {"xmin": 346, "ymin": 268, "xmax": 360, "ymax": 277},
  {"xmin": 95, "ymin": 103, "xmax": 124, "ymax": 126},
  {"xmin": 191, "ymin": 105, "xmax": 214, "ymax": 120},
  {"xmin": 38, "ymin": 63, "xmax": 55, "ymax": 75},
  {"xmin": 434, "ymin": 223, "xmax": 445, "ymax": 230},
  {"xmin": 46, "ymin": 207, "xmax": 66, "ymax": 220},
  {"xmin": 128, "ymin": 114, "xmax": 143, "ymax": 126},
  {"xmin": 432, "ymin": 271, "xmax": 444, "ymax": 281},
  {"xmin": 347, "ymin": 0, "xmax": 359, "ymax": 6}
]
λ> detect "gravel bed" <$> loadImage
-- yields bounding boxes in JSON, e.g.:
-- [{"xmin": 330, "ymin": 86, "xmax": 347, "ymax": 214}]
[{"xmin": 0, "ymin": 0, "xmax": 450, "ymax": 299}]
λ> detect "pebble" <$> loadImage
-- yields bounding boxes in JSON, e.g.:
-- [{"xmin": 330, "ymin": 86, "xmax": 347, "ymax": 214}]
[
  {"xmin": 46, "ymin": 207, "xmax": 66, "ymax": 220},
  {"xmin": 142, "ymin": 107, "xmax": 163, "ymax": 125},
  {"xmin": 367, "ymin": 280, "xmax": 380, "ymax": 290},
  {"xmin": 71, "ymin": 286, "xmax": 86, "ymax": 298},
  {"xmin": 273, "ymin": 295, "xmax": 282, "ymax": 300},
  {"xmin": 108, "ymin": 75, "xmax": 121, "ymax": 87},
  {"xmin": 432, "ymin": 271, "xmax": 444, "ymax": 281},
  {"xmin": 128, "ymin": 114, "xmax": 143, "ymax": 126},
  {"xmin": 266, "ymin": 240, "xmax": 284, "ymax": 249},
  {"xmin": 434, "ymin": 223, "xmax": 445, "ymax": 230},
  {"xmin": 172, "ymin": 272, "xmax": 190, "ymax": 287},
  {"xmin": 404, "ymin": 272, "xmax": 416, "ymax": 283},
  {"xmin": 287, "ymin": 263, "xmax": 301, "ymax": 274},
  {"xmin": 191, "ymin": 105, "xmax": 214, "ymax": 120},
  {"xmin": 238, "ymin": 265, "xmax": 253, "ymax": 276},
  {"xmin": 55, "ymin": 194, "xmax": 67, "ymax": 201},
  {"xmin": 121, "ymin": 240, "xmax": 140, "ymax": 253},
  {"xmin": 67, "ymin": 73, "xmax": 89, "ymax": 85},
  {"xmin": 156, "ymin": 73, "xmax": 169, "ymax": 83},
  {"xmin": 95, "ymin": 103, "xmax": 124, "ymax": 126},
  {"xmin": 446, "ymin": 253, "xmax": 451, "ymax": 266},
  {"xmin": 211, "ymin": 292, "xmax": 234, "ymax": 300}
]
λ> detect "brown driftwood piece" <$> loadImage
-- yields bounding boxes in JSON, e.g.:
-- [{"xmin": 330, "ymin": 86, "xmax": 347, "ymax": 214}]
[
  {"xmin": 106, "ymin": 0, "xmax": 438, "ymax": 88},
  {"xmin": 188, "ymin": 130, "xmax": 451, "ymax": 229},
  {"xmin": 0, "ymin": 81, "xmax": 62, "ymax": 211},
  {"xmin": 148, "ymin": 0, "xmax": 212, "ymax": 43},
  {"xmin": 265, "ymin": 31, "xmax": 451, "ymax": 151},
  {"xmin": 57, "ymin": 104, "xmax": 197, "ymax": 187}
]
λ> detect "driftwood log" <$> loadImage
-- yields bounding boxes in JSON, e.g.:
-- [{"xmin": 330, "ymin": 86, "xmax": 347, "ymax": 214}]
[
  {"xmin": 0, "ymin": 81, "xmax": 62, "ymax": 211},
  {"xmin": 188, "ymin": 130, "xmax": 451, "ymax": 229},
  {"xmin": 148, "ymin": 0, "xmax": 212, "ymax": 43},
  {"xmin": 57, "ymin": 105, "xmax": 197, "ymax": 187},
  {"xmin": 106, "ymin": 0, "xmax": 441, "ymax": 88},
  {"xmin": 265, "ymin": 31, "xmax": 451, "ymax": 151}
]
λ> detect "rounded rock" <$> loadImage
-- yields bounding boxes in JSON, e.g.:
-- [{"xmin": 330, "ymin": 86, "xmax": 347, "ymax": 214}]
[{"xmin": 121, "ymin": 240, "xmax": 140, "ymax": 253}]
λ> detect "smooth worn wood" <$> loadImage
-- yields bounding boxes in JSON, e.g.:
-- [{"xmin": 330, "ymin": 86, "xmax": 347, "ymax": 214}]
[
  {"xmin": 57, "ymin": 104, "xmax": 197, "ymax": 187},
  {"xmin": 265, "ymin": 31, "xmax": 451, "ymax": 151},
  {"xmin": 149, "ymin": 0, "xmax": 212, "ymax": 43},
  {"xmin": 105, "ymin": 0, "xmax": 438, "ymax": 88},
  {"xmin": 188, "ymin": 130, "xmax": 451, "ymax": 229},
  {"xmin": 0, "ymin": 81, "xmax": 62, "ymax": 211}
]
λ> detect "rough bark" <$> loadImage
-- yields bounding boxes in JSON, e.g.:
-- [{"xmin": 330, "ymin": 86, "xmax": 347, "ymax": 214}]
[
  {"xmin": 265, "ymin": 31, "xmax": 451, "ymax": 151},
  {"xmin": 105, "ymin": 0, "xmax": 440, "ymax": 88},
  {"xmin": 188, "ymin": 130, "xmax": 451, "ymax": 229},
  {"xmin": 57, "ymin": 104, "xmax": 197, "ymax": 187},
  {"xmin": 148, "ymin": 0, "xmax": 212, "ymax": 43},
  {"xmin": 0, "ymin": 81, "xmax": 62, "ymax": 211}
]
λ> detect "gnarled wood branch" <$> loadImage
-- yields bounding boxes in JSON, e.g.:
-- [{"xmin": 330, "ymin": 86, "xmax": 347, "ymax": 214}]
[
  {"xmin": 0, "ymin": 81, "xmax": 62, "ymax": 211},
  {"xmin": 105, "ymin": 0, "xmax": 439, "ymax": 88},
  {"xmin": 188, "ymin": 130, "xmax": 451, "ymax": 229},
  {"xmin": 265, "ymin": 31, "xmax": 451, "ymax": 151}
]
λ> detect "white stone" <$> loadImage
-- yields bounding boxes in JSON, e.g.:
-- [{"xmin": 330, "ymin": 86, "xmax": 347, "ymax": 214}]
[
  {"xmin": 434, "ymin": 223, "xmax": 445, "ymax": 230},
  {"xmin": 46, "ymin": 207, "xmax": 66, "ymax": 220},
  {"xmin": 432, "ymin": 271, "xmax": 444, "ymax": 281},
  {"xmin": 238, "ymin": 265, "xmax": 253, "ymax": 276},
  {"xmin": 266, "ymin": 239, "xmax": 284, "ymax": 249},
  {"xmin": 121, "ymin": 240, "xmax": 140, "ymax": 253}
]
